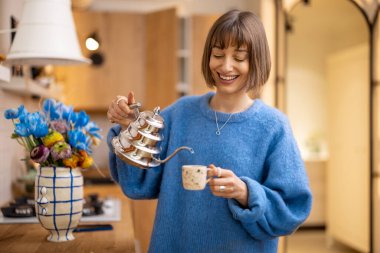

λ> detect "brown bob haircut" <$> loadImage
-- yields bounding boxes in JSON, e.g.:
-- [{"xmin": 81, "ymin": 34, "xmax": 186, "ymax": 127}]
[{"xmin": 202, "ymin": 10, "xmax": 271, "ymax": 97}]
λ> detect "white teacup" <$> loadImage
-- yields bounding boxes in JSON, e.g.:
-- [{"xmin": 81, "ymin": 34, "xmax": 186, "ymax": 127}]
[{"xmin": 182, "ymin": 165, "xmax": 211, "ymax": 190}]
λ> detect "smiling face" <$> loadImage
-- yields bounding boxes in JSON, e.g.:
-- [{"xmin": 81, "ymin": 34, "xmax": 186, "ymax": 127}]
[
  {"xmin": 209, "ymin": 45, "xmax": 249, "ymax": 96},
  {"xmin": 201, "ymin": 10, "xmax": 271, "ymax": 98}
]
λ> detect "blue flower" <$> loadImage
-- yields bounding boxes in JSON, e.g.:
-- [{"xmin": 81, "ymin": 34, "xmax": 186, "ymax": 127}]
[
  {"xmin": 68, "ymin": 130, "xmax": 89, "ymax": 151},
  {"xmin": 42, "ymin": 98, "xmax": 61, "ymax": 120},
  {"xmin": 68, "ymin": 111, "xmax": 78, "ymax": 125},
  {"xmin": 85, "ymin": 121, "xmax": 102, "ymax": 139},
  {"xmin": 15, "ymin": 122, "xmax": 30, "ymax": 137},
  {"xmin": 4, "ymin": 108, "xmax": 18, "ymax": 119},
  {"xmin": 4, "ymin": 105, "xmax": 28, "ymax": 120},
  {"xmin": 28, "ymin": 112, "xmax": 49, "ymax": 138},
  {"xmin": 71, "ymin": 111, "xmax": 89, "ymax": 128},
  {"xmin": 62, "ymin": 104, "xmax": 74, "ymax": 122},
  {"xmin": 18, "ymin": 105, "xmax": 27, "ymax": 118},
  {"xmin": 42, "ymin": 98, "xmax": 56, "ymax": 115},
  {"xmin": 79, "ymin": 111, "xmax": 90, "ymax": 127}
]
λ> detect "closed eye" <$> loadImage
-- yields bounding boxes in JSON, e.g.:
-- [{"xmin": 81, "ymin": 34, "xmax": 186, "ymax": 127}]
[{"xmin": 235, "ymin": 58, "xmax": 246, "ymax": 62}]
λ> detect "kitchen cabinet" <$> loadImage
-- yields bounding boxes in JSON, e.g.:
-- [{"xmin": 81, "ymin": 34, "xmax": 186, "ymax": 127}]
[
  {"xmin": 55, "ymin": 8, "xmax": 178, "ymax": 111},
  {"xmin": 144, "ymin": 9, "xmax": 178, "ymax": 110},
  {"xmin": 0, "ymin": 184, "xmax": 135, "ymax": 253},
  {"xmin": 189, "ymin": 15, "xmax": 219, "ymax": 96},
  {"xmin": 303, "ymin": 160, "xmax": 326, "ymax": 227}
]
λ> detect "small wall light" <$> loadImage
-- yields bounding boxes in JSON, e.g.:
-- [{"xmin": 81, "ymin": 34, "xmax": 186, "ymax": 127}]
[
  {"xmin": 85, "ymin": 32, "xmax": 104, "ymax": 67},
  {"xmin": 85, "ymin": 32, "xmax": 100, "ymax": 51}
]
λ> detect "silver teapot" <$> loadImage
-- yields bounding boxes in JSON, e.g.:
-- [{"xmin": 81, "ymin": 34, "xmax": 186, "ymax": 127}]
[{"xmin": 111, "ymin": 102, "xmax": 193, "ymax": 169}]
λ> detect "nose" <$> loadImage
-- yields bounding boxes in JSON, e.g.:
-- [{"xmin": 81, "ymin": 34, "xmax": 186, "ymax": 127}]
[{"xmin": 220, "ymin": 57, "xmax": 234, "ymax": 72}]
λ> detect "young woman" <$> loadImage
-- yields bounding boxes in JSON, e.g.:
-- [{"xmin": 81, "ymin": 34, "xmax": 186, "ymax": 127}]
[{"xmin": 107, "ymin": 9, "xmax": 312, "ymax": 253}]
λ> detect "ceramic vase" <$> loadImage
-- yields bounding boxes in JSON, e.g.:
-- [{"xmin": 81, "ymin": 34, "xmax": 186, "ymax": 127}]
[{"xmin": 34, "ymin": 166, "xmax": 83, "ymax": 242}]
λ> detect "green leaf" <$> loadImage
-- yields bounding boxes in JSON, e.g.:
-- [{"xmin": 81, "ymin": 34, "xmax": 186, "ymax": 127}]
[{"xmin": 11, "ymin": 133, "xmax": 20, "ymax": 139}]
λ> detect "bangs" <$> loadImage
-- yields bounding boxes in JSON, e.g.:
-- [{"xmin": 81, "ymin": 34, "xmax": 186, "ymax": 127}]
[{"xmin": 210, "ymin": 21, "xmax": 250, "ymax": 49}]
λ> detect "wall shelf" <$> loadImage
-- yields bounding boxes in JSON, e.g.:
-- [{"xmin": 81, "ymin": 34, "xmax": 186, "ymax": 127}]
[
  {"xmin": 0, "ymin": 76, "xmax": 62, "ymax": 99},
  {"xmin": 0, "ymin": 65, "xmax": 10, "ymax": 83}
]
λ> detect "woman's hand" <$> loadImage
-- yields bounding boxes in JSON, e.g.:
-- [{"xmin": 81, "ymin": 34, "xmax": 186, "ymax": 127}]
[
  {"xmin": 208, "ymin": 164, "xmax": 248, "ymax": 208},
  {"xmin": 107, "ymin": 91, "xmax": 136, "ymax": 130}
]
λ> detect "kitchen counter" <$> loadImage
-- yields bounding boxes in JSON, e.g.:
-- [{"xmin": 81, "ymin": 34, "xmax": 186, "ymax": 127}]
[{"xmin": 0, "ymin": 184, "xmax": 135, "ymax": 253}]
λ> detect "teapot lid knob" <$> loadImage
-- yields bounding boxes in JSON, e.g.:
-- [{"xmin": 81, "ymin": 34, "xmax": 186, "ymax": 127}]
[
  {"xmin": 146, "ymin": 106, "xmax": 164, "ymax": 128},
  {"xmin": 153, "ymin": 107, "xmax": 160, "ymax": 115}
]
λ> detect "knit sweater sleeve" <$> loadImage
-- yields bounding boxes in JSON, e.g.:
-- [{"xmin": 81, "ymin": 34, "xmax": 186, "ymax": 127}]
[
  {"xmin": 227, "ymin": 117, "xmax": 312, "ymax": 240},
  {"xmin": 107, "ymin": 123, "xmax": 168, "ymax": 200}
]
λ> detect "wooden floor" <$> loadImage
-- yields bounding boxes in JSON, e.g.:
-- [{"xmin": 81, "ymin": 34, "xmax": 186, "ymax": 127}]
[{"xmin": 286, "ymin": 229, "xmax": 360, "ymax": 253}]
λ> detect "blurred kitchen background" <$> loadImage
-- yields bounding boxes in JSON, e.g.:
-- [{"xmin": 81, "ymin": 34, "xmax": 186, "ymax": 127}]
[{"xmin": 0, "ymin": 0, "xmax": 380, "ymax": 253}]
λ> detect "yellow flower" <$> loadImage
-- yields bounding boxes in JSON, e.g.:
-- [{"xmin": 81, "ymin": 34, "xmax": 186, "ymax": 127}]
[
  {"xmin": 42, "ymin": 131, "xmax": 64, "ymax": 148},
  {"xmin": 73, "ymin": 150, "xmax": 93, "ymax": 168},
  {"xmin": 81, "ymin": 156, "xmax": 93, "ymax": 168},
  {"xmin": 78, "ymin": 150, "xmax": 88, "ymax": 158},
  {"xmin": 92, "ymin": 137, "xmax": 101, "ymax": 146},
  {"xmin": 63, "ymin": 154, "xmax": 80, "ymax": 168}
]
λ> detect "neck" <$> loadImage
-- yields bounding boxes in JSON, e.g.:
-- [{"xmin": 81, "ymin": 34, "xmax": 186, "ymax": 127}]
[{"xmin": 210, "ymin": 92, "xmax": 253, "ymax": 113}]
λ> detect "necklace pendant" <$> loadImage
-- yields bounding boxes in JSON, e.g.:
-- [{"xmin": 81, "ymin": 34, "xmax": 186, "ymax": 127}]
[{"xmin": 214, "ymin": 110, "xmax": 233, "ymax": 136}]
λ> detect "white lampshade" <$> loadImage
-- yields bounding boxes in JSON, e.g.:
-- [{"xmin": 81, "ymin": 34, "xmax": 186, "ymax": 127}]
[{"xmin": 5, "ymin": 0, "xmax": 90, "ymax": 66}]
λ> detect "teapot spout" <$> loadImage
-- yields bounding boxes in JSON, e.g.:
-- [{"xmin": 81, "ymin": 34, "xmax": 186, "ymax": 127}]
[{"xmin": 152, "ymin": 146, "xmax": 194, "ymax": 164}]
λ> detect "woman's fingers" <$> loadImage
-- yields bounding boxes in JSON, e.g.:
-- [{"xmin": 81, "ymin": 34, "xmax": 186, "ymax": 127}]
[
  {"xmin": 117, "ymin": 92, "xmax": 137, "ymax": 117},
  {"xmin": 209, "ymin": 177, "xmax": 233, "ymax": 186},
  {"xmin": 128, "ymin": 91, "xmax": 136, "ymax": 104},
  {"xmin": 107, "ymin": 111, "xmax": 115, "ymax": 123},
  {"xmin": 207, "ymin": 166, "xmax": 243, "ymax": 198},
  {"xmin": 107, "ymin": 92, "xmax": 137, "ymax": 128},
  {"xmin": 211, "ymin": 185, "xmax": 235, "ymax": 195},
  {"xmin": 207, "ymin": 164, "xmax": 223, "ymax": 178},
  {"xmin": 111, "ymin": 102, "xmax": 128, "ymax": 120},
  {"xmin": 116, "ymin": 98, "xmax": 130, "ymax": 115}
]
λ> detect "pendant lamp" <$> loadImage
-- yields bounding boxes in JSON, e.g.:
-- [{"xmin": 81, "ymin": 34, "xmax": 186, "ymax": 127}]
[{"xmin": 5, "ymin": 0, "xmax": 90, "ymax": 66}]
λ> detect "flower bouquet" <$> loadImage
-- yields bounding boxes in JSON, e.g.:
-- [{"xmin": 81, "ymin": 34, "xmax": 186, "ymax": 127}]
[
  {"xmin": 4, "ymin": 98, "xmax": 101, "ymax": 168},
  {"xmin": 4, "ymin": 99, "xmax": 102, "ymax": 242}
]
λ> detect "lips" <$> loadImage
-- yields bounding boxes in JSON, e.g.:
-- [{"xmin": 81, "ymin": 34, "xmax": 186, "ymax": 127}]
[{"xmin": 217, "ymin": 73, "xmax": 239, "ymax": 83}]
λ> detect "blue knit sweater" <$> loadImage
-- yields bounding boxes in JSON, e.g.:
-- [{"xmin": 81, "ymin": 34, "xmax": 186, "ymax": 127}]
[{"xmin": 107, "ymin": 92, "xmax": 312, "ymax": 253}]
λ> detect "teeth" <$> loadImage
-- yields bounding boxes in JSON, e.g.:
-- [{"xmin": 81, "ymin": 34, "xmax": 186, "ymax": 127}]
[{"xmin": 219, "ymin": 74, "xmax": 238, "ymax": 81}]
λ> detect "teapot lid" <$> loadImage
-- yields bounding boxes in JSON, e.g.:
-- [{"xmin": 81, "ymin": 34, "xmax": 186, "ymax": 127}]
[{"xmin": 145, "ymin": 107, "xmax": 164, "ymax": 129}]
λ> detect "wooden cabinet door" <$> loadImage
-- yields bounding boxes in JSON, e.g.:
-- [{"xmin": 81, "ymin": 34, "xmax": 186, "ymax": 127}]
[
  {"xmin": 55, "ymin": 9, "xmax": 178, "ymax": 111},
  {"xmin": 55, "ymin": 11, "xmax": 146, "ymax": 111},
  {"xmin": 190, "ymin": 15, "xmax": 219, "ymax": 96},
  {"xmin": 145, "ymin": 8, "xmax": 178, "ymax": 110}
]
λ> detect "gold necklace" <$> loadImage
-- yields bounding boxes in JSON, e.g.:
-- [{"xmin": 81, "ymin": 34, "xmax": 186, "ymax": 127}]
[{"xmin": 214, "ymin": 111, "xmax": 233, "ymax": 135}]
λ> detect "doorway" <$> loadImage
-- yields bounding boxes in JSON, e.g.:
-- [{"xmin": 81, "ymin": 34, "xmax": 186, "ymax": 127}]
[{"xmin": 284, "ymin": 0, "xmax": 370, "ymax": 252}]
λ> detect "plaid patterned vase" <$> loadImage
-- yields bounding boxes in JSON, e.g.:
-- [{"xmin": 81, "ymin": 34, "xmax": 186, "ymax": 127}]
[{"xmin": 34, "ymin": 166, "xmax": 83, "ymax": 242}]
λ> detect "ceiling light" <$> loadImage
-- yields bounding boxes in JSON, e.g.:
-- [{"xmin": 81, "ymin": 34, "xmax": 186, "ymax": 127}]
[{"xmin": 3, "ymin": 0, "xmax": 90, "ymax": 66}]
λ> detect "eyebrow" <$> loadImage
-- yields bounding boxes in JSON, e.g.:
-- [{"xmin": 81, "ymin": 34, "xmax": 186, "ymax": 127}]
[{"xmin": 212, "ymin": 46, "xmax": 248, "ymax": 52}]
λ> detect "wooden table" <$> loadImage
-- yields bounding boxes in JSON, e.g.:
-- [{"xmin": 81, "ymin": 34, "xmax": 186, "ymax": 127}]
[{"xmin": 0, "ymin": 184, "xmax": 135, "ymax": 253}]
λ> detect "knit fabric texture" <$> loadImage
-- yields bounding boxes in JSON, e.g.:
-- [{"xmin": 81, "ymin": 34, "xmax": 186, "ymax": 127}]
[{"xmin": 107, "ymin": 92, "xmax": 312, "ymax": 253}]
